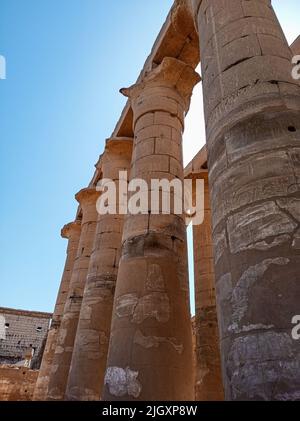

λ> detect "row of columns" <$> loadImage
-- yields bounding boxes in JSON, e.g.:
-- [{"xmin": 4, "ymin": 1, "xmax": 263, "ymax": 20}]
[
  {"xmin": 35, "ymin": 0, "xmax": 300, "ymax": 401},
  {"xmin": 65, "ymin": 139, "xmax": 133, "ymax": 400},
  {"xmin": 47, "ymin": 187, "xmax": 100, "ymax": 400},
  {"xmin": 33, "ymin": 221, "xmax": 81, "ymax": 400},
  {"xmin": 34, "ymin": 56, "xmax": 223, "ymax": 401}
]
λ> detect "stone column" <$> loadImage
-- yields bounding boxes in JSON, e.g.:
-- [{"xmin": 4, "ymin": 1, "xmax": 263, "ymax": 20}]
[
  {"xmin": 192, "ymin": 171, "xmax": 223, "ymax": 400},
  {"xmin": 33, "ymin": 221, "xmax": 81, "ymax": 400},
  {"xmin": 47, "ymin": 188, "xmax": 99, "ymax": 401},
  {"xmin": 291, "ymin": 36, "xmax": 300, "ymax": 55},
  {"xmin": 192, "ymin": 0, "xmax": 300, "ymax": 400},
  {"xmin": 65, "ymin": 138, "xmax": 133, "ymax": 401},
  {"xmin": 103, "ymin": 57, "xmax": 200, "ymax": 401}
]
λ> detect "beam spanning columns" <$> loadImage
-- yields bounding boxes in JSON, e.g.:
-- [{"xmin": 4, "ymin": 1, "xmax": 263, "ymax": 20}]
[
  {"xmin": 192, "ymin": 171, "xmax": 223, "ymax": 401},
  {"xmin": 103, "ymin": 57, "xmax": 200, "ymax": 401},
  {"xmin": 192, "ymin": 0, "xmax": 300, "ymax": 400},
  {"xmin": 47, "ymin": 188, "xmax": 99, "ymax": 401},
  {"xmin": 33, "ymin": 221, "xmax": 81, "ymax": 400},
  {"xmin": 65, "ymin": 138, "xmax": 133, "ymax": 401}
]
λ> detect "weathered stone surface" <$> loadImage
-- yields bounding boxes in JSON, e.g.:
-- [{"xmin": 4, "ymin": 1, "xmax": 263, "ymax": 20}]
[
  {"xmin": 194, "ymin": 0, "xmax": 300, "ymax": 401},
  {"xmin": 33, "ymin": 221, "xmax": 81, "ymax": 400},
  {"xmin": 192, "ymin": 172, "xmax": 223, "ymax": 401},
  {"xmin": 46, "ymin": 188, "xmax": 99, "ymax": 401},
  {"xmin": 291, "ymin": 35, "xmax": 300, "ymax": 55},
  {"xmin": 65, "ymin": 139, "xmax": 132, "ymax": 401},
  {"xmin": 0, "ymin": 366, "xmax": 38, "ymax": 401},
  {"xmin": 103, "ymin": 57, "xmax": 199, "ymax": 401},
  {"xmin": 227, "ymin": 202, "xmax": 297, "ymax": 254},
  {"xmin": 104, "ymin": 367, "xmax": 142, "ymax": 399}
]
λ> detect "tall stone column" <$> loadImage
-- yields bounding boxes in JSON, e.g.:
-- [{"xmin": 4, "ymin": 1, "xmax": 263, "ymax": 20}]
[
  {"xmin": 291, "ymin": 36, "xmax": 300, "ymax": 55},
  {"xmin": 192, "ymin": 171, "xmax": 223, "ymax": 400},
  {"xmin": 47, "ymin": 188, "xmax": 99, "ymax": 400},
  {"xmin": 103, "ymin": 57, "xmax": 200, "ymax": 401},
  {"xmin": 192, "ymin": 0, "xmax": 300, "ymax": 400},
  {"xmin": 33, "ymin": 221, "xmax": 81, "ymax": 400},
  {"xmin": 65, "ymin": 138, "xmax": 133, "ymax": 401}
]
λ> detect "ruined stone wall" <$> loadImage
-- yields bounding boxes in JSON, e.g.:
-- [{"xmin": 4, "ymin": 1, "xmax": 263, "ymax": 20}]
[
  {"xmin": 0, "ymin": 365, "xmax": 38, "ymax": 401},
  {"xmin": 0, "ymin": 307, "xmax": 51, "ymax": 366}
]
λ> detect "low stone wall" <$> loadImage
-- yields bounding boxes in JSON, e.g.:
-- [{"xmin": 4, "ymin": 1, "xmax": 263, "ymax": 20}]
[{"xmin": 0, "ymin": 365, "xmax": 38, "ymax": 401}]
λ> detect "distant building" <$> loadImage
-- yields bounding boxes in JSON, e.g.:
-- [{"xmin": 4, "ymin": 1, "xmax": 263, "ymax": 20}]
[{"xmin": 0, "ymin": 307, "xmax": 51, "ymax": 368}]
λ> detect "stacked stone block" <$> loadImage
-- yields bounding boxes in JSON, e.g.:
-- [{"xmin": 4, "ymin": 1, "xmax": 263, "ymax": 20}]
[
  {"xmin": 192, "ymin": 0, "xmax": 300, "ymax": 400},
  {"xmin": 103, "ymin": 57, "xmax": 200, "ymax": 401},
  {"xmin": 65, "ymin": 138, "xmax": 133, "ymax": 401},
  {"xmin": 47, "ymin": 189, "xmax": 99, "ymax": 400}
]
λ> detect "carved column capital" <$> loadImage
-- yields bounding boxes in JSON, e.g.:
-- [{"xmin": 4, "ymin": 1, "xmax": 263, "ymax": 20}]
[
  {"xmin": 75, "ymin": 188, "xmax": 100, "ymax": 226},
  {"xmin": 94, "ymin": 137, "xmax": 133, "ymax": 185},
  {"xmin": 105, "ymin": 136, "xmax": 132, "ymax": 153},
  {"xmin": 75, "ymin": 187, "xmax": 99, "ymax": 206},
  {"xmin": 120, "ymin": 57, "xmax": 200, "ymax": 116},
  {"xmin": 61, "ymin": 221, "xmax": 81, "ymax": 239},
  {"xmin": 95, "ymin": 137, "xmax": 133, "ymax": 171}
]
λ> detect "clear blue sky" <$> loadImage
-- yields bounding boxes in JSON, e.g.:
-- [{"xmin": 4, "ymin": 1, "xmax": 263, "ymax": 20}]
[{"xmin": 0, "ymin": 1, "xmax": 298, "ymax": 314}]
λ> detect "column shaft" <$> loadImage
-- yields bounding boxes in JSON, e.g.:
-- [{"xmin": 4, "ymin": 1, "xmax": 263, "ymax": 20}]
[
  {"xmin": 103, "ymin": 57, "xmax": 200, "ymax": 401},
  {"xmin": 291, "ymin": 36, "xmax": 300, "ymax": 55},
  {"xmin": 47, "ymin": 188, "xmax": 99, "ymax": 400},
  {"xmin": 193, "ymin": 172, "xmax": 223, "ymax": 400},
  {"xmin": 193, "ymin": 0, "xmax": 300, "ymax": 400},
  {"xmin": 33, "ymin": 222, "xmax": 81, "ymax": 400},
  {"xmin": 65, "ymin": 139, "xmax": 133, "ymax": 400}
]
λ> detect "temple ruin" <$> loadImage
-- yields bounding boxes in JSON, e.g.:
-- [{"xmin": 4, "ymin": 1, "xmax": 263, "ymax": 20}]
[
  {"xmin": 0, "ymin": 307, "xmax": 51, "ymax": 400},
  {"xmin": 12, "ymin": 0, "xmax": 300, "ymax": 401}
]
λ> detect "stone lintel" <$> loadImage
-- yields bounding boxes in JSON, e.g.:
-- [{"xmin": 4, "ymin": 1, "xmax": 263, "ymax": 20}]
[
  {"xmin": 184, "ymin": 145, "xmax": 208, "ymax": 179},
  {"xmin": 112, "ymin": 0, "xmax": 199, "ymax": 139}
]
